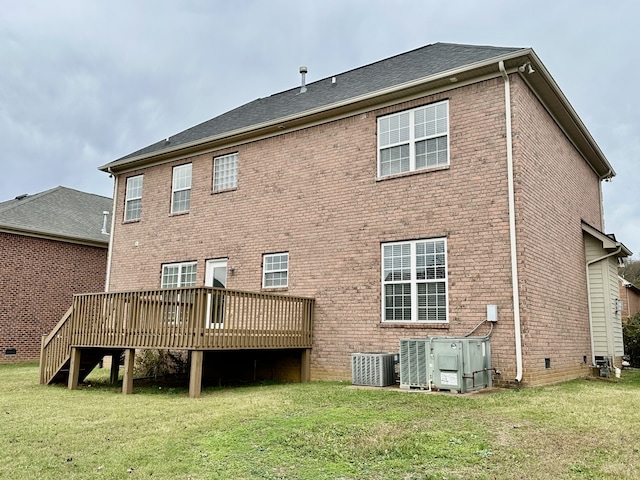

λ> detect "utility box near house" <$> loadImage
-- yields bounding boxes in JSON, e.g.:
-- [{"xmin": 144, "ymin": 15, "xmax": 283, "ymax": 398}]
[
  {"xmin": 351, "ymin": 353, "xmax": 398, "ymax": 387},
  {"xmin": 431, "ymin": 337, "xmax": 492, "ymax": 393}
]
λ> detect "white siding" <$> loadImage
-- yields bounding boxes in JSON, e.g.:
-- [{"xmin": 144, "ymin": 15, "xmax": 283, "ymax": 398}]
[
  {"xmin": 584, "ymin": 234, "xmax": 624, "ymax": 359},
  {"xmin": 609, "ymin": 258, "xmax": 625, "ymax": 356}
]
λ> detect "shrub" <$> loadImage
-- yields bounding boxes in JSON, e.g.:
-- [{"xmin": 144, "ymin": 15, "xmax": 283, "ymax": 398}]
[
  {"xmin": 134, "ymin": 349, "xmax": 188, "ymax": 378},
  {"xmin": 623, "ymin": 312, "xmax": 640, "ymax": 367}
]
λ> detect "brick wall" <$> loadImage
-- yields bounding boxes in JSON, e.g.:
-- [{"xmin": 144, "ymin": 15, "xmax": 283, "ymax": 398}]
[
  {"xmin": 620, "ymin": 281, "xmax": 640, "ymax": 319},
  {"xmin": 511, "ymin": 74, "xmax": 602, "ymax": 385},
  {"xmin": 108, "ymin": 78, "xmax": 517, "ymax": 381},
  {"xmin": 0, "ymin": 232, "xmax": 107, "ymax": 362},
  {"xmin": 107, "ymin": 75, "xmax": 603, "ymax": 385}
]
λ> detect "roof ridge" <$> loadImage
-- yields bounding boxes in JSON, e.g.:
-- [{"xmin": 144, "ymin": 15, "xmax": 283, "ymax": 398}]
[{"xmin": 0, "ymin": 186, "xmax": 60, "ymax": 213}]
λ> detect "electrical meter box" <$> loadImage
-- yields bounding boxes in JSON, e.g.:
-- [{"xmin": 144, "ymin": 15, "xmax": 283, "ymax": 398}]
[{"xmin": 431, "ymin": 337, "xmax": 492, "ymax": 393}]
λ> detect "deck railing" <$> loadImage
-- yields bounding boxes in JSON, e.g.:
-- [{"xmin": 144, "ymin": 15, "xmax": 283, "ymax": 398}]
[{"xmin": 40, "ymin": 287, "xmax": 314, "ymax": 383}]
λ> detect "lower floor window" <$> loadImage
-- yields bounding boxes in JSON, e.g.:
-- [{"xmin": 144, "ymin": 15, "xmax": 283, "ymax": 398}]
[
  {"xmin": 161, "ymin": 261, "xmax": 197, "ymax": 288},
  {"xmin": 382, "ymin": 238, "xmax": 448, "ymax": 322},
  {"xmin": 160, "ymin": 261, "xmax": 197, "ymax": 323},
  {"xmin": 263, "ymin": 252, "xmax": 288, "ymax": 288}
]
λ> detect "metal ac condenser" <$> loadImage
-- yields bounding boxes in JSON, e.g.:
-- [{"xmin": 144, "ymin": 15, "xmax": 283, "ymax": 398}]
[{"xmin": 351, "ymin": 353, "xmax": 398, "ymax": 387}]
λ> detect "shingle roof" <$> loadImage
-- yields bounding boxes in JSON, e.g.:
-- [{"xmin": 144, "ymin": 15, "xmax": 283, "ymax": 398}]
[
  {"xmin": 105, "ymin": 42, "xmax": 524, "ymax": 167},
  {"xmin": 0, "ymin": 186, "xmax": 112, "ymax": 246}
]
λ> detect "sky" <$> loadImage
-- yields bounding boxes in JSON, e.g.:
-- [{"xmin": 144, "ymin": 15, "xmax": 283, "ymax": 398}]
[{"xmin": 1, "ymin": 0, "xmax": 638, "ymax": 255}]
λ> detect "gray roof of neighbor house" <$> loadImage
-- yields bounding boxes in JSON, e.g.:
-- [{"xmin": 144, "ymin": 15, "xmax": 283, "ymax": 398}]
[
  {"xmin": 0, "ymin": 186, "xmax": 112, "ymax": 247},
  {"xmin": 100, "ymin": 42, "xmax": 614, "ymax": 178}
]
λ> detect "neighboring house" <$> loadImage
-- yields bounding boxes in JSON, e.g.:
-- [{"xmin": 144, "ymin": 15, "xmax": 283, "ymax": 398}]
[
  {"xmin": 41, "ymin": 43, "xmax": 631, "ymax": 394},
  {"xmin": 620, "ymin": 276, "xmax": 640, "ymax": 319},
  {"xmin": 0, "ymin": 187, "xmax": 112, "ymax": 362}
]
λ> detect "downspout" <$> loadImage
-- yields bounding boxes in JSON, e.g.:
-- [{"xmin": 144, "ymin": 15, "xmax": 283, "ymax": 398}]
[
  {"xmin": 499, "ymin": 61, "xmax": 523, "ymax": 383},
  {"xmin": 585, "ymin": 246, "xmax": 622, "ymax": 366},
  {"xmin": 104, "ymin": 167, "xmax": 118, "ymax": 293}
]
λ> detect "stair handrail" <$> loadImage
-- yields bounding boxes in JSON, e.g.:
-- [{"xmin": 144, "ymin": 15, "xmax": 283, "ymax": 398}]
[{"xmin": 43, "ymin": 305, "xmax": 74, "ymax": 346}]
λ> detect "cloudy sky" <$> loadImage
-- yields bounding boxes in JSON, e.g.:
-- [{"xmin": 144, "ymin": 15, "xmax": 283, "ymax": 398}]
[{"xmin": 1, "ymin": 0, "xmax": 638, "ymax": 254}]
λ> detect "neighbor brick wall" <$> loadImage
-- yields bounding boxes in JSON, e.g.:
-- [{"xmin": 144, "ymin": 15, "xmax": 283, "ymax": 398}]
[
  {"xmin": 620, "ymin": 281, "xmax": 640, "ymax": 319},
  {"xmin": 0, "ymin": 232, "xmax": 107, "ymax": 362},
  {"xmin": 511, "ymin": 74, "xmax": 602, "ymax": 385},
  {"xmin": 108, "ymin": 77, "xmax": 518, "ymax": 382}
]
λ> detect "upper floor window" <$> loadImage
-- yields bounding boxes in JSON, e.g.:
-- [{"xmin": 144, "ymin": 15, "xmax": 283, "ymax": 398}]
[
  {"xmin": 161, "ymin": 261, "xmax": 197, "ymax": 288},
  {"xmin": 213, "ymin": 153, "xmax": 238, "ymax": 192},
  {"xmin": 124, "ymin": 175, "xmax": 143, "ymax": 221},
  {"xmin": 171, "ymin": 163, "xmax": 192, "ymax": 214},
  {"xmin": 263, "ymin": 252, "xmax": 289, "ymax": 288},
  {"xmin": 382, "ymin": 238, "xmax": 448, "ymax": 323},
  {"xmin": 377, "ymin": 100, "xmax": 449, "ymax": 178}
]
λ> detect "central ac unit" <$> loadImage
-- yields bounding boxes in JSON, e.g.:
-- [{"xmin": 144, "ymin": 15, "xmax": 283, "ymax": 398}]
[
  {"xmin": 400, "ymin": 337, "xmax": 492, "ymax": 393},
  {"xmin": 399, "ymin": 338, "xmax": 431, "ymax": 389},
  {"xmin": 351, "ymin": 352, "xmax": 398, "ymax": 387}
]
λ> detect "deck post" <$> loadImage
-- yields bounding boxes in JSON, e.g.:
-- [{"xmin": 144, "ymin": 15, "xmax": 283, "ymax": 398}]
[
  {"xmin": 39, "ymin": 335, "xmax": 47, "ymax": 385},
  {"xmin": 189, "ymin": 350, "xmax": 204, "ymax": 398},
  {"xmin": 300, "ymin": 348, "xmax": 311, "ymax": 382},
  {"xmin": 122, "ymin": 349, "xmax": 135, "ymax": 395},
  {"xmin": 68, "ymin": 347, "xmax": 81, "ymax": 390},
  {"xmin": 110, "ymin": 351, "xmax": 122, "ymax": 384}
]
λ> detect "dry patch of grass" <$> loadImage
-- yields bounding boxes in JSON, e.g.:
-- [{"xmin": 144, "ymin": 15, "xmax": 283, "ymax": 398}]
[{"xmin": 1, "ymin": 363, "xmax": 639, "ymax": 479}]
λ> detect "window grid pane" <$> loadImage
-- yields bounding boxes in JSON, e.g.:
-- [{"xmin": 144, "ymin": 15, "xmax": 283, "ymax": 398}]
[
  {"xmin": 378, "ymin": 101, "xmax": 449, "ymax": 177},
  {"xmin": 172, "ymin": 164, "xmax": 192, "ymax": 213},
  {"xmin": 263, "ymin": 253, "xmax": 289, "ymax": 288},
  {"xmin": 213, "ymin": 153, "xmax": 238, "ymax": 191},
  {"xmin": 162, "ymin": 262, "xmax": 197, "ymax": 288},
  {"xmin": 124, "ymin": 175, "xmax": 143, "ymax": 221},
  {"xmin": 382, "ymin": 239, "xmax": 447, "ymax": 323}
]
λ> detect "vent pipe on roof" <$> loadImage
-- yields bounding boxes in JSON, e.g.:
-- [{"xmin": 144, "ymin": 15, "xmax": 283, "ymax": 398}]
[
  {"xmin": 101, "ymin": 211, "xmax": 110, "ymax": 235},
  {"xmin": 15, "ymin": 194, "xmax": 28, "ymax": 200},
  {"xmin": 299, "ymin": 66, "xmax": 308, "ymax": 93}
]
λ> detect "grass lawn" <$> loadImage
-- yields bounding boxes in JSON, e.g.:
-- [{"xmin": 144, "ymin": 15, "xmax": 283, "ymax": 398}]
[{"xmin": 1, "ymin": 363, "xmax": 639, "ymax": 479}]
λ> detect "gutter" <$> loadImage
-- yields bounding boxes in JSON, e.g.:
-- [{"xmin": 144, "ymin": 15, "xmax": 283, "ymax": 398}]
[{"xmin": 499, "ymin": 60, "xmax": 524, "ymax": 383}]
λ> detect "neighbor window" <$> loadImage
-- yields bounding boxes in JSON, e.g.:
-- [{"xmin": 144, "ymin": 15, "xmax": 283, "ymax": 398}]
[
  {"xmin": 377, "ymin": 100, "xmax": 449, "ymax": 177},
  {"xmin": 161, "ymin": 261, "xmax": 197, "ymax": 288},
  {"xmin": 263, "ymin": 252, "xmax": 289, "ymax": 288},
  {"xmin": 382, "ymin": 238, "xmax": 447, "ymax": 322},
  {"xmin": 124, "ymin": 175, "xmax": 143, "ymax": 221},
  {"xmin": 213, "ymin": 153, "xmax": 238, "ymax": 192},
  {"xmin": 171, "ymin": 163, "xmax": 192, "ymax": 214}
]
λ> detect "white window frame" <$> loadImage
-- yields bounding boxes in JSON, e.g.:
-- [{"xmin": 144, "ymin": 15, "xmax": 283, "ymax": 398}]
[
  {"xmin": 213, "ymin": 153, "xmax": 238, "ymax": 192},
  {"xmin": 381, "ymin": 238, "xmax": 448, "ymax": 323},
  {"xmin": 377, "ymin": 100, "xmax": 449, "ymax": 178},
  {"xmin": 161, "ymin": 261, "xmax": 197, "ymax": 324},
  {"xmin": 205, "ymin": 258, "xmax": 227, "ymax": 328},
  {"xmin": 161, "ymin": 261, "xmax": 197, "ymax": 288},
  {"xmin": 171, "ymin": 163, "xmax": 192, "ymax": 214},
  {"xmin": 124, "ymin": 175, "xmax": 143, "ymax": 221},
  {"xmin": 262, "ymin": 252, "xmax": 289, "ymax": 288}
]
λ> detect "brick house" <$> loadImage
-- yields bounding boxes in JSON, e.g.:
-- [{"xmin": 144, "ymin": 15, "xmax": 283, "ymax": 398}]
[
  {"xmin": 620, "ymin": 277, "xmax": 640, "ymax": 319},
  {"xmin": 41, "ymin": 43, "xmax": 631, "ymax": 393},
  {"xmin": 0, "ymin": 187, "xmax": 111, "ymax": 362}
]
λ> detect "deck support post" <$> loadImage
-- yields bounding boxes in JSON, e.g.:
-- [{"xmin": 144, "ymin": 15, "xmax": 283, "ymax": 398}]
[
  {"xmin": 110, "ymin": 351, "xmax": 122, "ymax": 384},
  {"xmin": 39, "ymin": 335, "xmax": 47, "ymax": 385},
  {"xmin": 68, "ymin": 347, "xmax": 81, "ymax": 390},
  {"xmin": 301, "ymin": 348, "xmax": 311, "ymax": 382},
  {"xmin": 189, "ymin": 350, "xmax": 204, "ymax": 398},
  {"xmin": 122, "ymin": 349, "xmax": 135, "ymax": 395}
]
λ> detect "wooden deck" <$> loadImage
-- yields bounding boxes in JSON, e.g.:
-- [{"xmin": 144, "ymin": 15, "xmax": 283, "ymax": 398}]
[{"xmin": 39, "ymin": 287, "xmax": 314, "ymax": 397}]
